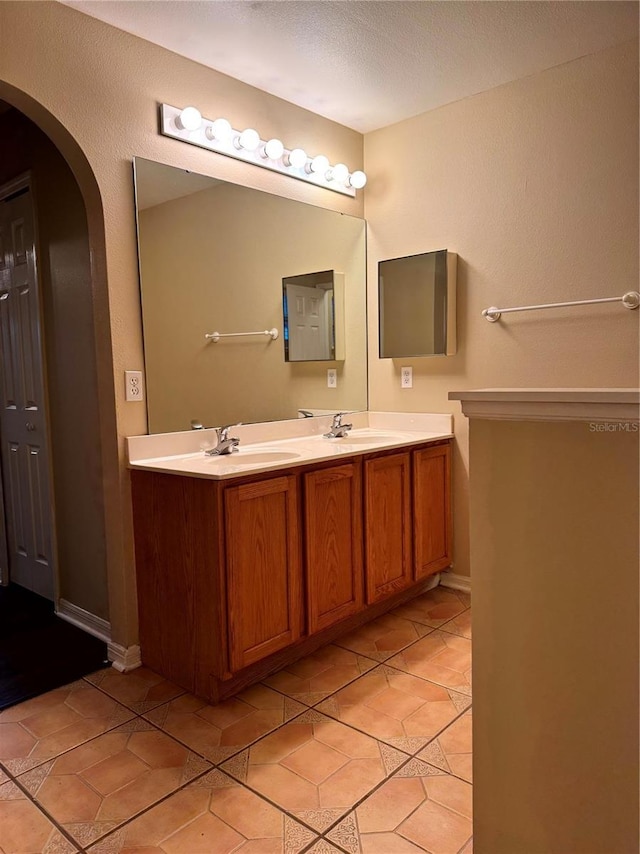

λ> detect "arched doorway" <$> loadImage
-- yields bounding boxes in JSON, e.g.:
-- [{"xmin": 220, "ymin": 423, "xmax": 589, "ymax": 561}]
[{"xmin": 0, "ymin": 93, "xmax": 114, "ymax": 705}]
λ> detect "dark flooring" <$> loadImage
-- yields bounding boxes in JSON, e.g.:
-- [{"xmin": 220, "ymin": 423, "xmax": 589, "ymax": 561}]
[{"xmin": 0, "ymin": 582, "xmax": 109, "ymax": 710}]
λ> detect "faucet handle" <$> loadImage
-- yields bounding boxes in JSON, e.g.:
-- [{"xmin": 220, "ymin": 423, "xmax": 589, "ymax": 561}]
[
  {"xmin": 331, "ymin": 412, "xmax": 345, "ymax": 428},
  {"xmin": 217, "ymin": 422, "xmax": 242, "ymax": 440}
]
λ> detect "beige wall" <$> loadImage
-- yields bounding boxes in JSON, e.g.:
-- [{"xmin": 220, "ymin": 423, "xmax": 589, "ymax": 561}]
[
  {"xmin": 139, "ymin": 181, "xmax": 366, "ymax": 433},
  {"xmin": 469, "ymin": 417, "xmax": 639, "ymax": 852},
  {"xmin": 0, "ymin": 0, "xmax": 363, "ymax": 645},
  {"xmin": 364, "ymin": 39, "xmax": 640, "ymax": 578}
]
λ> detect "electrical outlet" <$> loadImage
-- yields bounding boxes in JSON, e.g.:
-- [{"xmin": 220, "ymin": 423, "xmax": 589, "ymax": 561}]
[
  {"xmin": 327, "ymin": 368, "xmax": 337, "ymax": 388},
  {"xmin": 401, "ymin": 366, "xmax": 413, "ymax": 389},
  {"xmin": 125, "ymin": 370, "xmax": 145, "ymax": 402}
]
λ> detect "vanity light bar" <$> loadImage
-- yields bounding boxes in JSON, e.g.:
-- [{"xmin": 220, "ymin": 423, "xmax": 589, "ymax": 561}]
[{"xmin": 159, "ymin": 104, "xmax": 367, "ymax": 198}]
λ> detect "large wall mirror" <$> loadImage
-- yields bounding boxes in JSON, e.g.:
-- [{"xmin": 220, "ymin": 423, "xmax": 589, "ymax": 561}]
[{"xmin": 133, "ymin": 158, "xmax": 368, "ymax": 434}]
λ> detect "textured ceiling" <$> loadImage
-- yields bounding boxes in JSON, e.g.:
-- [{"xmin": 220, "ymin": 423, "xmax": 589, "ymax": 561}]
[{"xmin": 62, "ymin": 1, "xmax": 637, "ymax": 132}]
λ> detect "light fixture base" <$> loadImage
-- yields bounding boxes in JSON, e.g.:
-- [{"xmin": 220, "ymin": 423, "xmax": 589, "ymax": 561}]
[{"xmin": 159, "ymin": 104, "xmax": 358, "ymax": 198}]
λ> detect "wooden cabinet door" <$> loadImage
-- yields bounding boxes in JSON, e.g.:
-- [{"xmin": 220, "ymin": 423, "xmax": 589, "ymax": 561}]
[
  {"xmin": 364, "ymin": 452, "xmax": 412, "ymax": 604},
  {"xmin": 413, "ymin": 443, "xmax": 452, "ymax": 578},
  {"xmin": 224, "ymin": 475, "xmax": 302, "ymax": 672},
  {"xmin": 304, "ymin": 462, "xmax": 364, "ymax": 634}
]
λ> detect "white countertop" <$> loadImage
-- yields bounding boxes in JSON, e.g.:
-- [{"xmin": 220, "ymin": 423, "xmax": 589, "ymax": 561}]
[
  {"xmin": 449, "ymin": 388, "xmax": 640, "ymax": 422},
  {"xmin": 127, "ymin": 411, "xmax": 453, "ymax": 480}
]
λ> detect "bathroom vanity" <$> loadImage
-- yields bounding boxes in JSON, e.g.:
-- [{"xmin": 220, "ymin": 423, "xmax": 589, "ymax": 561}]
[{"xmin": 128, "ymin": 412, "xmax": 453, "ymax": 702}]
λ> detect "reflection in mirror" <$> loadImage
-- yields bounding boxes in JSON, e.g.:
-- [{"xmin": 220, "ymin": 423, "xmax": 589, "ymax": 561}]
[
  {"xmin": 133, "ymin": 158, "xmax": 367, "ymax": 433},
  {"xmin": 283, "ymin": 270, "xmax": 345, "ymax": 362},
  {"xmin": 378, "ymin": 250, "xmax": 457, "ymax": 358}
]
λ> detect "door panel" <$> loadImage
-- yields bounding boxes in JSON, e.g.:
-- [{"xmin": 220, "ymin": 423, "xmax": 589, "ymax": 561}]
[
  {"xmin": 364, "ymin": 452, "xmax": 413, "ymax": 604},
  {"xmin": 305, "ymin": 462, "xmax": 364, "ymax": 633},
  {"xmin": 413, "ymin": 444, "xmax": 452, "ymax": 577},
  {"xmin": 224, "ymin": 475, "xmax": 302, "ymax": 671},
  {"xmin": 0, "ymin": 180, "xmax": 54, "ymax": 597}
]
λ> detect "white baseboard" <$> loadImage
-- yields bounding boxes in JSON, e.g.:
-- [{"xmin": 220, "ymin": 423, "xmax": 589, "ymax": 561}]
[
  {"xmin": 56, "ymin": 598, "xmax": 111, "ymax": 643},
  {"xmin": 439, "ymin": 571, "xmax": 471, "ymax": 594},
  {"xmin": 107, "ymin": 642, "xmax": 142, "ymax": 672}
]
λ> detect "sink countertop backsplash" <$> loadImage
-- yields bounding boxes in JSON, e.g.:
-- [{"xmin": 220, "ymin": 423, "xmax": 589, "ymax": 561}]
[{"xmin": 127, "ymin": 411, "xmax": 453, "ymax": 480}]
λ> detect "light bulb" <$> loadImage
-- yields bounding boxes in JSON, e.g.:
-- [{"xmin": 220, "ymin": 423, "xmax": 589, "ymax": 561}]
[
  {"xmin": 284, "ymin": 148, "xmax": 307, "ymax": 169},
  {"xmin": 328, "ymin": 163, "xmax": 349, "ymax": 183},
  {"xmin": 176, "ymin": 106, "xmax": 202, "ymax": 132},
  {"xmin": 236, "ymin": 128, "xmax": 260, "ymax": 151},
  {"xmin": 262, "ymin": 138, "xmax": 284, "ymax": 160},
  {"xmin": 307, "ymin": 154, "xmax": 330, "ymax": 176},
  {"xmin": 206, "ymin": 118, "xmax": 233, "ymax": 142},
  {"xmin": 349, "ymin": 170, "xmax": 367, "ymax": 189}
]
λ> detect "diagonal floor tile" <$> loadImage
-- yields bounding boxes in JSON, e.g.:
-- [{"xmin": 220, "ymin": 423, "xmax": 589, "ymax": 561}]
[
  {"xmin": 391, "ymin": 586, "xmax": 469, "ymax": 629},
  {"xmin": 16, "ymin": 718, "xmax": 211, "ymax": 848},
  {"xmin": 317, "ymin": 665, "xmax": 470, "ymax": 754},
  {"xmin": 333, "ymin": 612, "xmax": 434, "ymax": 662},
  {"xmin": 84, "ymin": 666, "xmax": 185, "ymax": 714},
  {"xmin": 326, "ymin": 757, "xmax": 472, "ymax": 854},
  {"xmin": 440, "ymin": 608, "xmax": 472, "ymax": 640},
  {"xmin": 418, "ymin": 708, "xmax": 472, "ymax": 783},
  {"xmin": 263, "ymin": 645, "xmax": 377, "ymax": 706},
  {"xmin": 144, "ymin": 683, "xmax": 306, "ymax": 763},
  {"xmin": 86, "ymin": 768, "xmax": 317, "ymax": 853},
  {"xmin": 386, "ymin": 631, "xmax": 472, "ymax": 695},
  {"xmin": 0, "ymin": 681, "xmax": 135, "ymax": 776},
  {"xmin": 308, "ymin": 840, "xmax": 345, "ymax": 854},
  {"xmin": 0, "ymin": 778, "xmax": 79, "ymax": 853},
  {"xmin": 221, "ymin": 709, "xmax": 408, "ymax": 833}
]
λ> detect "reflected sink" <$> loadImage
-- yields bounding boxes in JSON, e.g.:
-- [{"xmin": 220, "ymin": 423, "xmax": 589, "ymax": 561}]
[{"xmin": 209, "ymin": 450, "xmax": 301, "ymax": 465}]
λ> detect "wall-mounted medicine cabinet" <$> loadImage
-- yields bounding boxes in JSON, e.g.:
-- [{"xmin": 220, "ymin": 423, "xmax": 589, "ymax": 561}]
[
  {"xmin": 283, "ymin": 270, "xmax": 345, "ymax": 362},
  {"xmin": 379, "ymin": 249, "xmax": 457, "ymax": 358}
]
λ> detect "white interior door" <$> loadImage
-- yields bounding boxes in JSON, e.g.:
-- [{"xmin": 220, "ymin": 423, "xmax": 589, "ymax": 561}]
[
  {"xmin": 0, "ymin": 176, "xmax": 55, "ymax": 599},
  {"xmin": 286, "ymin": 282, "xmax": 331, "ymax": 361}
]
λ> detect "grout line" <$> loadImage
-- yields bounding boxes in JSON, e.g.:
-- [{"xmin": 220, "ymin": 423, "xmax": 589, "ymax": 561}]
[{"xmin": 5, "ymin": 772, "xmax": 87, "ymax": 853}]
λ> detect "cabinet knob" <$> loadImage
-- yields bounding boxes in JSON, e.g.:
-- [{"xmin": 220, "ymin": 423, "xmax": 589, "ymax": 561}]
[{"xmin": 25, "ymin": 422, "xmax": 36, "ymax": 432}]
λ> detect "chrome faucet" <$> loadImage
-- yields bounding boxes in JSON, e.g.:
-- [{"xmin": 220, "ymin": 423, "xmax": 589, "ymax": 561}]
[
  {"xmin": 324, "ymin": 412, "xmax": 352, "ymax": 439},
  {"xmin": 205, "ymin": 423, "xmax": 241, "ymax": 456}
]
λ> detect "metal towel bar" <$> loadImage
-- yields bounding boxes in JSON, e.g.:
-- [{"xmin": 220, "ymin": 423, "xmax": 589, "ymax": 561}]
[
  {"xmin": 205, "ymin": 328, "xmax": 279, "ymax": 342},
  {"xmin": 483, "ymin": 291, "xmax": 639, "ymax": 322}
]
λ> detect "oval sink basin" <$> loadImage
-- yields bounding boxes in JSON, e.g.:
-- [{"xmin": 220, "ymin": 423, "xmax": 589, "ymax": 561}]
[{"xmin": 209, "ymin": 450, "xmax": 301, "ymax": 465}]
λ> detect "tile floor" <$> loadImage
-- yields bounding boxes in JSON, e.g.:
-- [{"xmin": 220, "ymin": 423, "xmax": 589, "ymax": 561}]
[{"xmin": 0, "ymin": 585, "xmax": 472, "ymax": 854}]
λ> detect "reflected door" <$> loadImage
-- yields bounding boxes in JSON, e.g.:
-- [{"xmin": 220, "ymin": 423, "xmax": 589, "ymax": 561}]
[
  {"xmin": 285, "ymin": 282, "xmax": 331, "ymax": 360},
  {"xmin": 0, "ymin": 178, "xmax": 54, "ymax": 599}
]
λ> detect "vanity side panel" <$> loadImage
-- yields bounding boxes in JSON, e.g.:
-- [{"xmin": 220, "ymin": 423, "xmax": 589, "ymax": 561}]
[
  {"xmin": 364, "ymin": 451, "xmax": 413, "ymax": 603},
  {"xmin": 413, "ymin": 442, "xmax": 452, "ymax": 577},
  {"xmin": 224, "ymin": 474, "xmax": 302, "ymax": 671},
  {"xmin": 304, "ymin": 461, "xmax": 364, "ymax": 633},
  {"xmin": 131, "ymin": 470, "xmax": 222, "ymax": 693}
]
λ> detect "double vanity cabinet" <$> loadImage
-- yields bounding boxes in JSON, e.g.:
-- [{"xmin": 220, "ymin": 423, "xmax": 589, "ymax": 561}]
[{"xmin": 128, "ymin": 414, "xmax": 452, "ymax": 702}]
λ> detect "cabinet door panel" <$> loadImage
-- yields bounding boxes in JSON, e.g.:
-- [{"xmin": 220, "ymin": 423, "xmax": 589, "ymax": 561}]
[
  {"xmin": 414, "ymin": 444, "xmax": 452, "ymax": 577},
  {"xmin": 305, "ymin": 462, "xmax": 364, "ymax": 634},
  {"xmin": 225, "ymin": 475, "xmax": 302, "ymax": 671},
  {"xmin": 364, "ymin": 452, "xmax": 412, "ymax": 603}
]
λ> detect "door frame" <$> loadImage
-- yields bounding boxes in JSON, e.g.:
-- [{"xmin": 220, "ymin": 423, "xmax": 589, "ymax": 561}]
[{"xmin": 0, "ymin": 171, "xmax": 59, "ymax": 602}]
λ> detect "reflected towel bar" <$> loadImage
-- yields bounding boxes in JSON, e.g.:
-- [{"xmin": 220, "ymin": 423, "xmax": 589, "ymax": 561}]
[
  {"xmin": 482, "ymin": 291, "xmax": 640, "ymax": 322},
  {"xmin": 205, "ymin": 328, "xmax": 279, "ymax": 342}
]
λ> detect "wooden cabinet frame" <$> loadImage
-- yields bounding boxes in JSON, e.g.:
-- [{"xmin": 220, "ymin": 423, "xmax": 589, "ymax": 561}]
[{"xmin": 131, "ymin": 439, "xmax": 452, "ymax": 703}]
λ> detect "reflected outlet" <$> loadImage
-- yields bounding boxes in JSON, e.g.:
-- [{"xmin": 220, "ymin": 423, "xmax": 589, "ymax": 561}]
[{"xmin": 327, "ymin": 369, "xmax": 337, "ymax": 388}]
